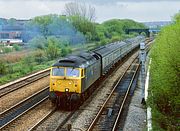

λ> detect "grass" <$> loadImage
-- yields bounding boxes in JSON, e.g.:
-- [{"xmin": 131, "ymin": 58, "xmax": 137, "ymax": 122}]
[
  {"xmin": 0, "ymin": 36, "xmax": 137, "ymax": 85},
  {"xmin": 0, "ymin": 59, "xmax": 54, "ymax": 85}
]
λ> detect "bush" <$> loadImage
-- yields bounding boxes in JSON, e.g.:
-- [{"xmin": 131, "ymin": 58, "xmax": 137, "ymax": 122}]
[
  {"xmin": 61, "ymin": 46, "xmax": 72, "ymax": 57},
  {"xmin": 0, "ymin": 60, "xmax": 8, "ymax": 75},
  {"xmin": 2, "ymin": 47, "xmax": 13, "ymax": 53},
  {"xmin": 33, "ymin": 50, "xmax": 47, "ymax": 64},
  {"xmin": 148, "ymin": 16, "xmax": 180, "ymax": 130},
  {"xmin": 13, "ymin": 44, "xmax": 22, "ymax": 51},
  {"xmin": 29, "ymin": 36, "xmax": 47, "ymax": 49},
  {"xmin": 111, "ymin": 36, "xmax": 121, "ymax": 42},
  {"xmin": 45, "ymin": 38, "xmax": 61, "ymax": 59}
]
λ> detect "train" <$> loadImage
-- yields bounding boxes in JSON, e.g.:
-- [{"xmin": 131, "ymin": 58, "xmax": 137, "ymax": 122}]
[{"xmin": 49, "ymin": 36, "xmax": 145, "ymax": 108}]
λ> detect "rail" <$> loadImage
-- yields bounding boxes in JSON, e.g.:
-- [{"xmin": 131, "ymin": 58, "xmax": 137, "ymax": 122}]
[
  {"xmin": 0, "ymin": 68, "xmax": 50, "ymax": 97},
  {"xmin": 0, "ymin": 87, "xmax": 49, "ymax": 129},
  {"xmin": 87, "ymin": 57, "xmax": 139, "ymax": 131}
]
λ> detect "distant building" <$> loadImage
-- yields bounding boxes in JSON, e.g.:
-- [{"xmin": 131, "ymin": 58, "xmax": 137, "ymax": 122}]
[
  {"xmin": 0, "ymin": 18, "xmax": 29, "ymax": 45},
  {"xmin": 143, "ymin": 21, "xmax": 171, "ymax": 29},
  {"xmin": 0, "ymin": 31, "xmax": 22, "ymax": 39}
]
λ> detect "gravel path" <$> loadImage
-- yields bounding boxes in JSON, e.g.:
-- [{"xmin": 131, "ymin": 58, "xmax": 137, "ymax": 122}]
[
  {"xmin": 0, "ymin": 76, "xmax": 49, "ymax": 113},
  {"xmin": 62, "ymin": 53, "xmax": 138, "ymax": 131},
  {"xmin": 123, "ymin": 73, "xmax": 147, "ymax": 131}
]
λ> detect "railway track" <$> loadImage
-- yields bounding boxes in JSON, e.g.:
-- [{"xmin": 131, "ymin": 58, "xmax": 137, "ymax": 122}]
[
  {"xmin": 87, "ymin": 58, "xmax": 140, "ymax": 131},
  {"xmin": 0, "ymin": 69, "xmax": 50, "ymax": 97},
  {"xmin": 0, "ymin": 87, "xmax": 49, "ymax": 130},
  {"xmin": 28, "ymin": 109, "xmax": 76, "ymax": 131},
  {"xmin": 0, "ymin": 38, "xmax": 152, "ymax": 130}
]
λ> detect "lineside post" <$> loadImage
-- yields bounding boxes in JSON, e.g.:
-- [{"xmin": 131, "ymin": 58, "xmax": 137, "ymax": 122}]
[{"xmin": 139, "ymin": 42, "xmax": 146, "ymax": 104}]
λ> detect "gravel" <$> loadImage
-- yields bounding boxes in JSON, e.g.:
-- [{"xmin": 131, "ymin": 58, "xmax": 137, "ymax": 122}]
[
  {"xmin": 63, "ymin": 53, "xmax": 138, "ymax": 131},
  {"xmin": 1, "ymin": 99, "xmax": 53, "ymax": 131},
  {"xmin": 123, "ymin": 74, "xmax": 147, "ymax": 131},
  {"xmin": 0, "ymin": 76, "xmax": 49, "ymax": 113}
]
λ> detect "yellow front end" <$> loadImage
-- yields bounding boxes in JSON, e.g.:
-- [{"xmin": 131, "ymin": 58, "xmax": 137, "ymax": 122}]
[{"xmin": 50, "ymin": 67, "xmax": 84, "ymax": 94}]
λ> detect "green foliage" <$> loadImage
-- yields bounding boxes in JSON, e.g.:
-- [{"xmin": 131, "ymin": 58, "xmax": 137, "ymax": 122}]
[
  {"xmin": 94, "ymin": 19, "xmax": 146, "ymax": 43},
  {"xmin": 2, "ymin": 47, "xmax": 13, "ymax": 53},
  {"xmin": 149, "ymin": 18, "xmax": 180, "ymax": 130},
  {"xmin": 0, "ymin": 14, "xmax": 147, "ymax": 85},
  {"xmin": 33, "ymin": 50, "xmax": 47, "ymax": 64},
  {"xmin": 173, "ymin": 11, "xmax": 180, "ymax": 23},
  {"xmin": 31, "ymin": 14, "xmax": 53, "ymax": 37},
  {"xmin": 21, "ymin": 56, "xmax": 35, "ymax": 72},
  {"xmin": 102, "ymin": 19, "xmax": 146, "ymax": 33},
  {"xmin": 0, "ymin": 54, "xmax": 54, "ymax": 85},
  {"xmin": 29, "ymin": 36, "xmax": 47, "ymax": 49},
  {"xmin": 0, "ymin": 60, "xmax": 8, "ymax": 75},
  {"xmin": 61, "ymin": 45, "xmax": 72, "ymax": 57},
  {"xmin": 68, "ymin": 15, "xmax": 96, "ymax": 42},
  {"xmin": 13, "ymin": 44, "xmax": 22, "ymax": 51},
  {"xmin": 29, "ymin": 35, "xmax": 72, "ymax": 59},
  {"xmin": 45, "ymin": 37, "xmax": 61, "ymax": 59}
]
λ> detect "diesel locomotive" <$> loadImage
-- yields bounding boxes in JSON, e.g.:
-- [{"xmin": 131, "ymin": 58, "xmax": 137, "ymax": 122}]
[{"xmin": 49, "ymin": 36, "xmax": 145, "ymax": 108}]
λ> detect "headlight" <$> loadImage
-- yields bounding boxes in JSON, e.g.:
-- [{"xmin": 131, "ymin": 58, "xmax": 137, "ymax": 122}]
[{"xmin": 65, "ymin": 88, "xmax": 69, "ymax": 92}]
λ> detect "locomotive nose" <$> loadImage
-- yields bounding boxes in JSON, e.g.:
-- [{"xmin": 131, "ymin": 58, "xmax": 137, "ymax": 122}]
[
  {"xmin": 49, "ymin": 91, "xmax": 56, "ymax": 102},
  {"xmin": 65, "ymin": 88, "xmax": 69, "ymax": 92}
]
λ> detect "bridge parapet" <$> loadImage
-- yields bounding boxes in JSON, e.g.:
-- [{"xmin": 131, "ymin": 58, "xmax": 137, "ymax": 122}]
[{"xmin": 125, "ymin": 28, "xmax": 150, "ymax": 37}]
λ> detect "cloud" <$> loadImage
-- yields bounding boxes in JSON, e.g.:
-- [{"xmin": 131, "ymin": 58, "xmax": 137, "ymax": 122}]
[{"xmin": 0, "ymin": 0, "xmax": 179, "ymax": 22}]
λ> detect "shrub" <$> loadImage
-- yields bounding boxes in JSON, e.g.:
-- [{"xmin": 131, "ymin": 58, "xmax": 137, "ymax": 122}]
[
  {"xmin": 45, "ymin": 40, "xmax": 61, "ymax": 60},
  {"xmin": 33, "ymin": 50, "xmax": 47, "ymax": 63},
  {"xmin": 148, "ymin": 17, "xmax": 180, "ymax": 130},
  {"xmin": 0, "ymin": 60, "xmax": 8, "ymax": 75},
  {"xmin": 61, "ymin": 46, "xmax": 72, "ymax": 57},
  {"xmin": 2, "ymin": 47, "xmax": 13, "ymax": 53},
  {"xmin": 13, "ymin": 44, "xmax": 22, "ymax": 51}
]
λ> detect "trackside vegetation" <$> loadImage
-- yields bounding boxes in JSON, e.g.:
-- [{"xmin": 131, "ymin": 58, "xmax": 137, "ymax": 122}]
[
  {"xmin": 148, "ymin": 12, "xmax": 180, "ymax": 130},
  {"xmin": 0, "ymin": 13, "xmax": 146, "ymax": 85}
]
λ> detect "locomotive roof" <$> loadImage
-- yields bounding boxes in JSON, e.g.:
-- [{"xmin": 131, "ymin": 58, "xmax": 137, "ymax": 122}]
[
  {"xmin": 52, "ymin": 51, "xmax": 97, "ymax": 68},
  {"xmin": 93, "ymin": 41, "xmax": 127, "ymax": 57}
]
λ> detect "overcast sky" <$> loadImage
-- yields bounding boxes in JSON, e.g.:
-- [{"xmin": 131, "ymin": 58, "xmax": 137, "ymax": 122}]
[{"xmin": 0, "ymin": 0, "xmax": 180, "ymax": 23}]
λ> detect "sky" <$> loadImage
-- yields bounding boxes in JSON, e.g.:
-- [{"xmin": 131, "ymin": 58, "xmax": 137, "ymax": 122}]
[{"xmin": 0, "ymin": 0, "xmax": 180, "ymax": 23}]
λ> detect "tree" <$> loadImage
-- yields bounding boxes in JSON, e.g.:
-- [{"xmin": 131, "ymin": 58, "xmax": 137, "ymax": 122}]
[
  {"xmin": 30, "ymin": 15, "xmax": 53, "ymax": 38},
  {"xmin": 64, "ymin": 2, "xmax": 96, "ymax": 42},
  {"xmin": 64, "ymin": 2, "xmax": 96, "ymax": 22},
  {"xmin": 45, "ymin": 36, "xmax": 61, "ymax": 59},
  {"xmin": 24, "ymin": 14, "xmax": 85, "ymax": 44},
  {"xmin": 173, "ymin": 11, "xmax": 180, "ymax": 23}
]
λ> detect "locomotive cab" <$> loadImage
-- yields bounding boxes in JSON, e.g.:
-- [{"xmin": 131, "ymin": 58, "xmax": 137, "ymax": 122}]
[
  {"xmin": 50, "ymin": 67, "xmax": 84, "ymax": 94},
  {"xmin": 49, "ymin": 52, "xmax": 101, "ymax": 107}
]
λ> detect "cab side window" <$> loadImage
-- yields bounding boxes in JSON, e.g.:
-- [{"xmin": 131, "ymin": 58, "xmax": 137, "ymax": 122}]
[{"xmin": 81, "ymin": 69, "xmax": 84, "ymax": 77}]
